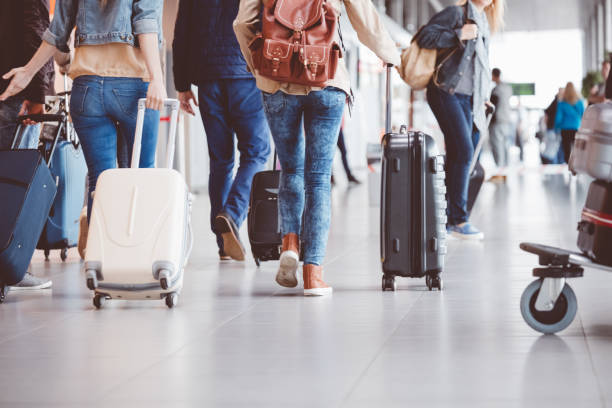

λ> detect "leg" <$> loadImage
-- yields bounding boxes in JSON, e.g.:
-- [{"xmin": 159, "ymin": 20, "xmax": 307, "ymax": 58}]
[
  {"xmin": 337, "ymin": 128, "xmax": 352, "ymax": 178},
  {"xmin": 561, "ymin": 130, "xmax": 576, "ymax": 162},
  {"xmin": 302, "ymin": 87, "xmax": 345, "ymax": 266},
  {"xmin": 489, "ymin": 123, "xmax": 504, "ymax": 167},
  {"xmin": 198, "ymin": 82, "xmax": 236, "ymax": 252},
  {"xmin": 224, "ymin": 79, "xmax": 271, "ymax": 227}
]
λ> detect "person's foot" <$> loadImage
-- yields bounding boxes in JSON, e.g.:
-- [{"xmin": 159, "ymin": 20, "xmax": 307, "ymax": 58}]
[
  {"xmin": 10, "ymin": 273, "xmax": 52, "ymax": 291},
  {"xmin": 276, "ymin": 233, "xmax": 299, "ymax": 288},
  {"xmin": 347, "ymin": 175, "xmax": 361, "ymax": 184},
  {"xmin": 78, "ymin": 206, "xmax": 88, "ymax": 259},
  {"xmin": 448, "ymin": 223, "xmax": 484, "ymax": 240},
  {"xmin": 303, "ymin": 264, "xmax": 332, "ymax": 296},
  {"xmin": 487, "ymin": 174, "xmax": 507, "ymax": 183},
  {"xmin": 218, "ymin": 249, "xmax": 231, "ymax": 261},
  {"xmin": 214, "ymin": 212, "xmax": 246, "ymax": 261}
]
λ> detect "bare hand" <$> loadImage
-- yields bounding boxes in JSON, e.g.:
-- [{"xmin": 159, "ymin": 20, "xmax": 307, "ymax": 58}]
[
  {"xmin": 178, "ymin": 90, "xmax": 198, "ymax": 116},
  {"xmin": 460, "ymin": 24, "xmax": 478, "ymax": 41},
  {"xmin": 0, "ymin": 67, "xmax": 34, "ymax": 101},
  {"xmin": 146, "ymin": 78, "xmax": 167, "ymax": 111},
  {"xmin": 19, "ymin": 100, "xmax": 44, "ymax": 125}
]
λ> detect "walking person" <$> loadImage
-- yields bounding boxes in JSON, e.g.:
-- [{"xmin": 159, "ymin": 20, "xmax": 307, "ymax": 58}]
[
  {"xmin": 488, "ymin": 67, "xmax": 512, "ymax": 182},
  {"xmin": 554, "ymin": 82, "xmax": 585, "ymax": 163},
  {"xmin": 234, "ymin": 0, "xmax": 400, "ymax": 295},
  {"xmin": 334, "ymin": 121, "xmax": 361, "ymax": 185},
  {"xmin": 0, "ymin": 0, "xmax": 58, "ymax": 290},
  {"xmin": 173, "ymin": 0, "xmax": 271, "ymax": 262},
  {"xmin": 543, "ymin": 87, "xmax": 565, "ymax": 164},
  {"xmin": 417, "ymin": 0, "xmax": 505, "ymax": 240},
  {"xmin": 1, "ymin": 0, "xmax": 166, "ymax": 227}
]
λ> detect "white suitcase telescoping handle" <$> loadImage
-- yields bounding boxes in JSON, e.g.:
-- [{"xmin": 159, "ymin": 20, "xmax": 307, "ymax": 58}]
[{"xmin": 132, "ymin": 98, "xmax": 180, "ymax": 170}]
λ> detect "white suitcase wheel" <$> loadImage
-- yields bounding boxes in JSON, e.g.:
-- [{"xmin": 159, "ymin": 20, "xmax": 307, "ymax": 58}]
[{"xmin": 165, "ymin": 293, "xmax": 178, "ymax": 308}]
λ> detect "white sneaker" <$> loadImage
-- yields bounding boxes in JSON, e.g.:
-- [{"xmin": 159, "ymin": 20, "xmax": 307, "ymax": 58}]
[
  {"xmin": 10, "ymin": 273, "xmax": 52, "ymax": 291},
  {"xmin": 275, "ymin": 250, "xmax": 299, "ymax": 288}
]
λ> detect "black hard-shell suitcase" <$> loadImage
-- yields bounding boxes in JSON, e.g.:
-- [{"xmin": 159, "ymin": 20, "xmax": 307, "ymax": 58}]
[
  {"xmin": 577, "ymin": 180, "xmax": 612, "ymax": 266},
  {"xmin": 380, "ymin": 66, "xmax": 447, "ymax": 291},
  {"xmin": 0, "ymin": 122, "xmax": 57, "ymax": 301},
  {"xmin": 248, "ymin": 157, "xmax": 282, "ymax": 266}
]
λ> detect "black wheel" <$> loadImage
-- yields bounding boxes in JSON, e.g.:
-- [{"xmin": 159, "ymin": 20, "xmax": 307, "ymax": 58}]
[
  {"xmin": 86, "ymin": 277, "xmax": 97, "ymax": 290},
  {"xmin": 426, "ymin": 275, "xmax": 433, "ymax": 291},
  {"xmin": 93, "ymin": 294, "xmax": 105, "ymax": 309},
  {"xmin": 382, "ymin": 275, "xmax": 396, "ymax": 291},
  {"xmin": 160, "ymin": 277, "xmax": 169, "ymax": 290},
  {"xmin": 254, "ymin": 257, "xmax": 261, "ymax": 267},
  {"xmin": 0, "ymin": 286, "xmax": 5, "ymax": 304},
  {"xmin": 429, "ymin": 275, "xmax": 443, "ymax": 291},
  {"xmin": 60, "ymin": 248, "xmax": 68, "ymax": 262},
  {"xmin": 165, "ymin": 293, "xmax": 178, "ymax": 308},
  {"xmin": 520, "ymin": 279, "xmax": 577, "ymax": 334},
  {"xmin": 44, "ymin": 249, "xmax": 50, "ymax": 261}
]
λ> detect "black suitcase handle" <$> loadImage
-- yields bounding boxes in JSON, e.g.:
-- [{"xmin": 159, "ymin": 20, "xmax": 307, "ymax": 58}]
[
  {"xmin": 385, "ymin": 64, "xmax": 393, "ymax": 134},
  {"xmin": 16, "ymin": 113, "xmax": 64, "ymax": 123}
]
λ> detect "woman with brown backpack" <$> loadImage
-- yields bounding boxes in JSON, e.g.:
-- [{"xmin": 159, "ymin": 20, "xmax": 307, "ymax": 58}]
[{"xmin": 234, "ymin": 0, "xmax": 400, "ymax": 296}]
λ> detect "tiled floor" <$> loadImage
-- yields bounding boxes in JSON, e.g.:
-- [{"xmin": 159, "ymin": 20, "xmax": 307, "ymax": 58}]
[{"xmin": 1, "ymin": 168, "xmax": 611, "ymax": 407}]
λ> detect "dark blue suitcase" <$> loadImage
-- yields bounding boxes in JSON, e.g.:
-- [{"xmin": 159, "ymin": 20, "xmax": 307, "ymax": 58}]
[
  {"xmin": 0, "ymin": 148, "xmax": 56, "ymax": 301},
  {"xmin": 36, "ymin": 126, "xmax": 87, "ymax": 261}
]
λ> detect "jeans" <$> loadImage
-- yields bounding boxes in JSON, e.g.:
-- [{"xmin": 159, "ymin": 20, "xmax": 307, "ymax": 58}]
[
  {"xmin": 427, "ymin": 83, "xmax": 479, "ymax": 225},
  {"xmin": 69, "ymin": 76, "xmax": 160, "ymax": 222},
  {"xmin": 0, "ymin": 97, "xmax": 41, "ymax": 150},
  {"xmin": 198, "ymin": 79, "xmax": 270, "ymax": 251},
  {"xmin": 262, "ymin": 87, "xmax": 345, "ymax": 265}
]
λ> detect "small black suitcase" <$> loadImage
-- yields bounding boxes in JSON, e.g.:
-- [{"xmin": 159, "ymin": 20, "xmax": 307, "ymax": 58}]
[
  {"xmin": 467, "ymin": 161, "xmax": 485, "ymax": 214},
  {"xmin": 380, "ymin": 66, "xmax": 447, "ymax": 291},
  {"xmin": 577, "ymin": 180, "xmax": 612, "ymax": 266},
  {"xmin": 0, "ymin": 123, "xmax": 57, "ymax": 301}
]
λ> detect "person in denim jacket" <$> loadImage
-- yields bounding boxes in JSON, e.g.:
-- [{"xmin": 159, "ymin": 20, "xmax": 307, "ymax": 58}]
[
  {"xmin": 417, "ymin": 0, "xmax": 504, "ymax": 240},
  {"xmin": 0, "ymin": 0, "xmax": 166, "ymax": 231}
]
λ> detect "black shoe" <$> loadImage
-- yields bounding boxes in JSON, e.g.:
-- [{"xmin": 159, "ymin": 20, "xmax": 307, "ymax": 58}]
[
  {"xmin": 348, "ymin": 175, "xmax": 361, "ymax": 184},
  {"xmin": 214, "ymin": 212, "xmax": 246, "ymax": 261}
]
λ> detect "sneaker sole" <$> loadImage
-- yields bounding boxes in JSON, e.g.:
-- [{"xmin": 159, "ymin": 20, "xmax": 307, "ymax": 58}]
[
  {"xmin": 214, "ymin": 216, "xmax": 246, "ymax": 261},
  {"xmin": 9, "ymin": 281, "xmax": 53, "ymax": 291},
  {"xmin": 451, "ymin": 231, "xmax": 484, "ymax": 241},
  {"xmin": 276, "ymin": 251, "xmax": 299, "ymax": 288},
  {"xmin": 304, "ymin": 287, "xmax": 333, "ymax": 296}
]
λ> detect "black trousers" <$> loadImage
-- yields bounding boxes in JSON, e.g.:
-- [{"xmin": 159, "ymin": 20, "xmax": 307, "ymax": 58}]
[{"xmin": 561, "ymin": 129, "xmax": 577, "ymax": 163}]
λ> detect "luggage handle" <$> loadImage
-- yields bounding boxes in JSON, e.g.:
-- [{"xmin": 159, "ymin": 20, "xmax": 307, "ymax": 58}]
[
  {"xmin": 385, "ymin": 64, "xmax": 393, "ymax": 134},
  {"xmin": 132, "ymin": 98, "xmax": 180, "ymax": 170},
  {"xmin": 468, "ymin": 105, "xmax": 496, "ymax": 175},
  {"xmin": 11, "ymin": 114, "xmax": 65, "ymax": 169}
]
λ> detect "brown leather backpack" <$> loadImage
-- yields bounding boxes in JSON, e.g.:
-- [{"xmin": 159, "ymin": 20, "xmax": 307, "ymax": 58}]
[{"xmin": 248, "ymin": 0, "xmax": 341, "ymax": 87}]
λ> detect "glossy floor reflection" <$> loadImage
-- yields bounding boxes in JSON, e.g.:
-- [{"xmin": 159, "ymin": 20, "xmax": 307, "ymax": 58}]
[{"xmin": 2, "ymin": 168, "xmax": 611, "ymax": 407}]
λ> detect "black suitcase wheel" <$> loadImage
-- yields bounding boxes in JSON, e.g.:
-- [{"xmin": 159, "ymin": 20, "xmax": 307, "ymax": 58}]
[
  {"xmin": 382, "ymin": 274, "xmax": 396, "ymax": 291},
  {"xmin": 93, "ymin": 294, "xmax": 105, "ymax": 309},
  {"xmin": 426, "ymin": 274, "xmax": 443, "ymax": 291},
  {"xmin": 60, "ymin": 248, "xmax": 68, "ymax": 262},
  {"xmin": 0, "ymin": 286, "xmax": 5, "ymax": 303},
  {"xmin": 44, "ymin": 249, "xmax": 50, "ymax": 261},
  {"xmin": 254, "ymin": 257, "xmax": 261, "ymax": 267}
]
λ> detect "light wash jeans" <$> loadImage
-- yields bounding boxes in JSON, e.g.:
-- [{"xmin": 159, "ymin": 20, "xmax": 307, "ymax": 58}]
[
  {"xmin": 0, "ymin": 97, "xmax": 41, "ymax": 150},
  {"xmin": 262, "ymin": 87, "xmax": 345, "ymax": 266}
]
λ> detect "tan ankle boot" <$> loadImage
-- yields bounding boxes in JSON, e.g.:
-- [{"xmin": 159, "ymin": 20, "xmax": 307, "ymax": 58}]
[
  {"xmin": 276, "ymin": 233, "xmax": 299, "ymax": 288},
  {"xmin": 303, "ymin": 264, "xmax": 332, "ymax": 296}
]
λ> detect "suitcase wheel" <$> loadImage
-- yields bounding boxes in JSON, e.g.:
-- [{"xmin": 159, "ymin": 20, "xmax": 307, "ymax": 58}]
[
  {"xmin": 382, "ymin": 274, "xmax": 396, "ymax": 291},
  {"xmin": 93, "ymin": 293, "xmax": 106, "ymax": 309},
  {"xmin": 165, "ymin": 292, "xmax": 178, "ymax": 308},
  {"xmin": 0, "ymin": 285, "xmax": 5, "ymax": 304},
  {"xmin": 44, "ymin": 249, "xmax": 50, "ymax": 261},
  {"xmin": 254, "ymin": 257, "xmax": 261, "ymax": 267},
  {"xmin": 520, "ymin": 278, "xmax": 577, "ymax": 334},
  {"xmin": 60, "ymin": 248, "xmax": 68, "ymax": 262},
  {"xmin": 426, "ymin": 274, "xmax": 443, "ymax": 291},
  {"xmin": 86, "ymin": 276, "xmax": 98, "ymax": 291}
]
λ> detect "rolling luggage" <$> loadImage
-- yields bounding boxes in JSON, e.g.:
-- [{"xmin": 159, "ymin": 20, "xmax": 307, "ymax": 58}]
[
  {"xmin": 0, "ymin": 123, "xmax": 57, "ymax": 301},
  {"xmin": 569, "ymin": 101, "xmax": 612, "ymax": 181},
  {"xmin": 466, "ymin": 106, "xmax": 495, "ymax": 214},
  {"xmin": 380, "ymin": 66, "xmax": 447, "ymax": 291},
  {"xmin": 577, "ymin": 180, "xmax": 612, "ymax": 266},
  {"xmin": 248, "ymin": 152, "xmax": 282, "ymax": 266},
  {"xmin": 35, "ymin": 115, "xmax": 87, "ymax": 261},
  {"xmin": 84, "ymin": 99, "xmax": 192, "ymax": 309}
]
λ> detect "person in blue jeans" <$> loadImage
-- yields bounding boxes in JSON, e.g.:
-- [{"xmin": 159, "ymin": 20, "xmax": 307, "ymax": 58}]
[
  {"xmin": 1, "ymin": 0, "xmax": 166, "ymax": 228},
  {"xmin": 418, "ymin": 0, "xmax": 505, "ymax": 240},
  {"xmin": 235, "ymin": 0, "xmax": 400, "ymax": 295},
  {"xmin": 173, "ymin": 0, "xmax": 270, "ymax": 261}
]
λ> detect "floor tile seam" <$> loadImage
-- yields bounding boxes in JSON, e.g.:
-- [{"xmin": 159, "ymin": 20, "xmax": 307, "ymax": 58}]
[
  {"xmin": 336, "ymin": 291, "xmax": 426, "ymax": 408},
  {"xmin": 0, "ymin": 312, "xmax": 82, "ymax": 347},
  {"xmin": 579, "ymin": 314, "xmax": 608, "ymax": 408},
  {"xmin": 95, "ymin": 287, "xmax": 284, "ymax": 403},
  {"xmin": 323, "ymin": 240, "xmax": 370, "ymax": 268}
]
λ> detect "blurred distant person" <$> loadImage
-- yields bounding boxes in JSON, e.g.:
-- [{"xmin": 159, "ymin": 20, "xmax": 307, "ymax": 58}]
[
  {"xmin": 334, "ymin": 119, "xmax": 360, "ymax": 185},
  {"xmin": 588, "ymin": 60, "xmax": 610, "ymax": 105},
  {"xmin": 541, "ymin": 87, "xmax": 564, "ymax": 164},
  {"xmin": 488, "ymin": 68, "xmax": 512, "ymax": 182},
  {"xmin": 554, "ymin": 82, "xmax": 585, "ymax": 162}
]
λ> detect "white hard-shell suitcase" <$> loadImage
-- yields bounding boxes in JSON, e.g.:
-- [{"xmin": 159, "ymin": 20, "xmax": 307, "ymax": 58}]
[
  {"xmin": 84, "ymin": 99, "xmax": 192, "ymax": 309},
  {"xmin": 570, "ymin": 101, "xmax": 612, "ymax": 181}
]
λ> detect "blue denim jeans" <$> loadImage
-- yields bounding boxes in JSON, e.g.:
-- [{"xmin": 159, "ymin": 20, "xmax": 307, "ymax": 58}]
[
  {"xmin": 427, "ymin": 83, "xmax": 480, "ymax": 225},
  {"xmin": 0, "ymin": 97, "xmax": 41, "ymax": 150},
  {"xmin": 262, "ymin": 87, "xmax": 345, "ymax": 265},
  {"xmin": 70, "ymin": 76, "xmax": 160, "ymax": 222},
  {"xmin": 198, "ymin": 79, "xmax": 270, "ymax": 251}
]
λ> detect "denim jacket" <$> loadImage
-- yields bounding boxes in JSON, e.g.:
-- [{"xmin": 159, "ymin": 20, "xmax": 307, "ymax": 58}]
[{"xmin": 43, "ymin": 0, "xmax": 162, "ymax": 53}]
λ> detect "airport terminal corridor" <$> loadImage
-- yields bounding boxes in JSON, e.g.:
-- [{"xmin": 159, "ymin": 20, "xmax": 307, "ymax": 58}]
[{"xmin": 2, "ymin": 169, "xmax": 611, "ymax": 407}]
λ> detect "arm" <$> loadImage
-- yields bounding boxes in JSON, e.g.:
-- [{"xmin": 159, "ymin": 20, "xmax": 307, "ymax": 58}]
[
  {"xmin": 21, "ymin": 0, "xmax": 54, "ymax": 104},
  {"xmin": 343, "ymin": 0, "xmax": 400, "ymax": 66},
  {"xmin": 233, "ymin": 0, "xmax": 264, "ymax": 73},
  {"xmin": 139, "ymin": 33, "xmax": 167, "ymax": 111},
  {"xmin": 416, "ymin": 6, "xmax": 464, "ymax": 50}
]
